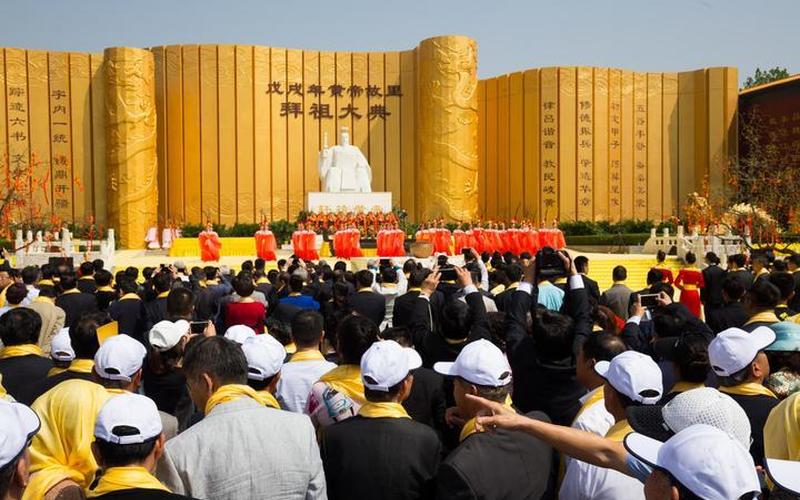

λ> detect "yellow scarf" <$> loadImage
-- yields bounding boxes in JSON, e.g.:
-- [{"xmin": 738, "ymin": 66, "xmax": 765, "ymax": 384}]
[
  {"xmin": 24, "ymin": 380, "xmax": 116, "ymax": 500},
  {"xmin": 156, "ymin": 291, "xmax": 169, "ymax": 299},
  {"xmin": 87, "ymin": 466, "xmax": 170, "ymax": 498},
  {"xmin": 764, "ymin": 391, "xmax": 800, "ymax": 461},
  {"xmin": 0, "ymin": 374, "xmax": 7, "ymax": 400},
  {"xmin": 119, "ymin": 293, "xmax": 141, "ymax": 301},
  {"xmin": 670, "ymin": 381, "xmax": 705, "ymax": 394},
  {"xmin": 68, "ymin": 359, "xmax": 95, "ymax": 374},
  {"xmin": 33, "ymin": 295, "xmax": 55, "ymax": 305},
  {"xmin": 460, "ymin": 400, "xmax": 514, "ymax": 442},
  {"xmin": 604, "ymin": 419, "xmax": 634, "ymax": 442},
  {"xmin": 97, "ymin": 286, "xmax": 115, "ymax": 293},
  {"xmin": 38, "ymin": 279, "xmax": 55, "ymax": 287},
  {"xmin": 573, "ymin": 386, "xmax": 604, "ymax": 423},
  {"xmin": 719, "ymin": 382, "xmax": 777, "ymax": 399},
  {"xmin": 744, "ymin": 311, "xmax": 780, "ymax": 326},
  {"xmin": 1, "ymin": 343, "xmax": 44, "ymax": 359},
  {"xmin": 290, "ymin": 349, "xmax": 325, "ymax": 362},
  {"xmin": 205, "ymin": 384, "xmax": 277, "ymax": 414},
  {"xmin": 358, "ymin": 402, "xmax": 410, "ymax": 419},
  {"xmin": 61, "ymin": 288, "xmax": 81, "ymax": 296},
  {"xmin": 318, "ymin": 365, "xmax": 366, "ymax": 406},
  {"xmin": 47, "ymin": 366, "xmax": 69, "ymax": 377}
]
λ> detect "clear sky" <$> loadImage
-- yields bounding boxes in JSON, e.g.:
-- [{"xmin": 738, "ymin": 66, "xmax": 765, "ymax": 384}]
[{"xmin": 1, "ymin": 0, "xmax": 796, "ymax": 85}]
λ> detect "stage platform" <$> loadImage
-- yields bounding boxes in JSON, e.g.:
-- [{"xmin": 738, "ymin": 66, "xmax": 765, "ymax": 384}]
[{"xmin": 111, "ymin": 248, "xmax": 682, "ymax": 292}]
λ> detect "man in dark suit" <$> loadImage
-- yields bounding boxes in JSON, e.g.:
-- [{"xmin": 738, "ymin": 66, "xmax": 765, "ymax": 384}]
[
  {"xmin": 408, "ymin": 267, "xmax": 491, "ymax": 369},
  {"xmin": 0, "ymin": 308, "xmax": 52, "ymax": 400},
  {"xmin": 573, "ymin": 255, "xmax": 601, "ymax": 305},
  {"xmin": 94, "ymin": 269, "xmax": 118, "ymax": 311},
  {"xmin": 55, "ymin": 271, "xmax": 98, "ymax": 328},
  {"xmin": 144, "ymin": 271, "xmax": 173, "ymax": 331},
  {"xmin": 321, "ymin": 340, "xmax": 442, "ymax": 500},
  {"xmin": 393, "ymin": 268, "xmax": 444, "ymax": 330},
  {"xmin": 701, "ymin": 251, "xmax": 726, "ymax": 312},
  {"xmin": 787, "ymin": 254, "xmax": 800, "ymax": 312},
  {"xmin": 727, "ymin": 254, "xmax": 754, "ymax": 291},
  {"xmin": 705, "ymin": 275, "xmax": 749, "ymax": 333},
  {"xmin": 76, "ymin": 261, "xmax": 97, "ymax": 294},
  {"xmin": 346, "ymin": 270, "xmax": 387, "ymax": 327},
  {"xmin": 434, "ymin": 339, "xmax": 553, "ymax": 500},
  {"xmin": 493, "ymin": 263, "xmax": 523, "ymax": 312},
  {"xmin": 108, "ymin": 277, "xmax": 147, "ymax": 343}
]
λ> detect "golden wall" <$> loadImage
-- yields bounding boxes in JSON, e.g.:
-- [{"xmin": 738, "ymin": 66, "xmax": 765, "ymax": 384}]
[
  {"xmin": 0, "ymin": 48, "xmax": 107, "ymax": 225},
  {"xmin": 151, "ymin": 44, "xmax": 419, "ymax": 225},
  {"xmin": 478, "ymin": 67, "xmax": 738, "ymax": 222}
]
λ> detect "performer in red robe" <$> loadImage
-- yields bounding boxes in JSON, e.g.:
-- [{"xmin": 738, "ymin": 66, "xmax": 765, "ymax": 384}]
[
  {"xmin": 255, "ymin": 222, "xmax": 277, "ymax": 261},
  {"xmin": 199, "ymin": 222, "xmax": 222, "ymax": 262},
  {"xmin": 652, "ymin": 250, "xmax": 674, "ymax": 284},
  {"xmin": 675, "ymin": 252, "xmax": 705, "ymax": 318}
]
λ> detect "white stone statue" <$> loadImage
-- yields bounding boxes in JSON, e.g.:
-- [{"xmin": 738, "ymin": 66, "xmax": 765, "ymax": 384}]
[
  {"xmin": 318, "ymin": 127, "xmax": 372, "ymax": 193},
  {"xmin": 33, "ymin": 231, "xmax": 43, "ymax": 254}
]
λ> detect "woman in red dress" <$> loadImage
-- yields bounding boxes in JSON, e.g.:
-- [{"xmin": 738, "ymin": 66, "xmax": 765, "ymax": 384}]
[
  {"xmin": 675, "ymin": 252, "xmax": 705, "ymax": 318},
  {"xmin": 224, "ymin": 274, "xmax": 266, "ymax": 332}
]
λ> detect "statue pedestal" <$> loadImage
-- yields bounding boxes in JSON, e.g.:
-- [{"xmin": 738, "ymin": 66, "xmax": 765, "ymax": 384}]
[{"xmin": 306, "ymin": 192, "xmax": 393, "ymax": 213}]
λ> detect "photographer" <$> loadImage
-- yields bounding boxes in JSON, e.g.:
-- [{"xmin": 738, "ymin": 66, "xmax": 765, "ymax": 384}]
[{"xmin": 503, "ymin": 249, "xmax": 593, "ymax": 425}]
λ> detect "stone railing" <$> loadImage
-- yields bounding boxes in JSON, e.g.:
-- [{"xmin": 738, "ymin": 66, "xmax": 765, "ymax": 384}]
[
  {"xmin": 14, "ymin": 229, "xmax": 115, "ymax": 268},
  {"xmin": 642, "ymin": 226, "xmax": 749, "ymax": 261}
]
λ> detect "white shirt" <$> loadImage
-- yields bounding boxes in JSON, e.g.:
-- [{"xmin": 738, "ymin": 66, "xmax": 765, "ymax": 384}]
[
  {"xmin": 277, "ymin": 356, "xmax": 337, "ymax": 413},
  {"xmin": 564, "ymin": 388, "xmax": 615, "ymax": 470},
  {"xmin": 23, "ymin": 285, "xmax": 39, "ymax": 306}
]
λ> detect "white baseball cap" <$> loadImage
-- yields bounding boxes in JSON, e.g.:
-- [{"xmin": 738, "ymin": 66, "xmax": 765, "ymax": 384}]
[
  {"xmin": 94, "ymin": 334, "xmax": 147, "ymax": 382},
  {"xmin": 434, "ymin": 339, "xmax": 512, "ymax": 387},
  {"xmin": 225, "ymin": 325, "xmax": 256, "ymax": 344},
  {"xmin": 50, "ymin": 327, "xmax": 75, "ymax": 362},
  {"xmin": 94, "ymin": 393, "xmax": 162, "ymax": 445},
  {"xmin": 625, "ymin": 424, "xmax": 760, "ymax": 500},
  {"xmin": 594, "ymin": 350, "xmax": 663, "ymax": 404},
  {"xmin": 361, "ymin": 340, "xmax": 422, "ymax": 392},
  {"xmin": 148, "ymin": 320, "xmax": 190, "ymax": 351},
  {"xmin": 0, "ymin": 400, "xmax": 40, "ymax": 469},
  {"xmin": 627, "ymin": 387, "xmax": 751, "ymax": 447},
  {"xmin": 241, "ymin": 335, "xmax": 285, "ymax": 381},
  {"xmin": 709, "ymin": 326, "xmax": 776, "ymax": 377},
  {"xmin": 766, "ymin": 458, "xmax": 800, "ymax": 495}
]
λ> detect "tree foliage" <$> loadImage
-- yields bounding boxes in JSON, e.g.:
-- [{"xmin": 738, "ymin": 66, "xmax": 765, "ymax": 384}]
[{"xmin": 743, "ymin": 67, "xmax": 791, "ymax": 89}]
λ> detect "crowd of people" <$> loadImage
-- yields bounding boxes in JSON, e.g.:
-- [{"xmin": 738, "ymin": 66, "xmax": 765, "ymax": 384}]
[{"xmin": 2, "ymin": 246, "xmax": 800, "ymax": 499}]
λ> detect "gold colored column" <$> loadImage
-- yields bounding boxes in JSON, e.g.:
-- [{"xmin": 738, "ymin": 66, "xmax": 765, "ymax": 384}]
[
  {"xmin": 416, "ymin": 36, "xmax": 479, "ymax": 221},
  {"xmin": 104, "ymin": 47, "xmax": 158, "ymax": 248}
]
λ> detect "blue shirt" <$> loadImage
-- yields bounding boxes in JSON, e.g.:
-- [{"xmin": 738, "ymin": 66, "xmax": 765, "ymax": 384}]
[
  {"xmin": 537, "ymin": 282, "xmax": 565, "ymax": 311},
  {"xmin": 279, "ymin": 294, "xmax": 320, "ymax": 311}
]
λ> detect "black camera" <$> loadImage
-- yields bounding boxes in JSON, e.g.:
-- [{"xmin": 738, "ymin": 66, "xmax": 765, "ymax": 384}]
[{"xmin": 535, "ymin": 246, "xmax": 568, "ymax": 280}]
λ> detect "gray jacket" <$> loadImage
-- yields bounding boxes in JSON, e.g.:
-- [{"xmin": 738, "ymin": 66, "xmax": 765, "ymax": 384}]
[
  {"xmin": 156, "ymin": 398, "xmax": 327, "ymax": 500},
  {"xmin": 601, "ymin": 283, "xmax": 634, "ymax": 320}
]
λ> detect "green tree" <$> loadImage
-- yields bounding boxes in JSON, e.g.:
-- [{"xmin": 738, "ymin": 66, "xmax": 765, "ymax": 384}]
[{"xmin": 743, "ymin": 67, "xmax": 791, "ymax": 89}]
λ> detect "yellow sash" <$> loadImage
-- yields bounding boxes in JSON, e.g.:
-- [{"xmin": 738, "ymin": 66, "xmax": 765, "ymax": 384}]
[
  {"xmin": 0, "ymin": 374, "xmax": 7, "ymax": 400},
  {"xmin": 156, "ymin": 291, "xmax": 169, "ymax": 299},
  {"xmin": 358, "ymin": 402, "xmax": 410, "ymax": 419},
  {"xmin": 33, "ymin": 296, "xmax": 55, "ymax": 305},
  {"xmin": 670, "ymin": 381, "xmax": 705, "ymax": 394},
  {"xmin": 1, "ymin": 343, "xmax": 44, "ymax": 359},
  {"xmin": 87, "ymin": 466, "xmax": 170, "ymax": 498},
  {"xmin": 61, "ymin": 289, "xmax": 81, "ymax": 296},
  {"xmin": 573, "ymin": 386, "xmax": 604, "ymax": 423},
  {"xmin": 97, "ymin": 286, "xmax": 115, "ymax": 293},
  {"xmin": 719, "ymin": 382, "xmax": 777, "ymax": 399},
  {"xmin": 318, "ymin": 364, "xmax": 366, "ymax": 406},
  {"xmin": 290, "ymin": 349, "xmax": 325, "ymax": 362},
  {"xmin": 604, "ymin": 419, "xmax": 634, "ymax": 442},
  {"xmin": 682, "ymin": 284, "xmax": 698, "ymax": 291},
  {"xmin": 119, "ymin": 293, "xmax": 141, "ymax": 301},
  {"xmin": 744, "ymin": 311, "xmax": 780, "ymax": 326},
  {"xmin": 38, "ymin": 279, "xmax": 55, "ymax": 287},
  {"xmin": 205, "ymin": 384, "xmax": 277, "ymax": 414},
  {"xmin": 79, "ymin": 276, "xmax": 95, "ymax": 281}
]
